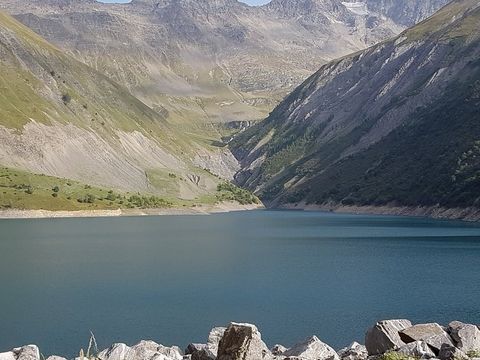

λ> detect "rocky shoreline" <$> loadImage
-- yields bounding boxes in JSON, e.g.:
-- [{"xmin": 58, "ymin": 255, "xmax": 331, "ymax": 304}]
[
  {"xmin": 281, "ymin": 203, "xmax": 480, "ymax": 222},
  {"xmin": 0, "ymin": 203, "xmax": 264, "ymax": 219},
  {"xmin": 2, "ymin": 320, "xmax": 479, "ymax": 360}
]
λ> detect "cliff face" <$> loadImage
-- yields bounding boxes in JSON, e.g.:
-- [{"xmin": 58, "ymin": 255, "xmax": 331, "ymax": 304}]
[{"xmin": 231, "ymin": 0, "xmax": 480, "ymax": 210}]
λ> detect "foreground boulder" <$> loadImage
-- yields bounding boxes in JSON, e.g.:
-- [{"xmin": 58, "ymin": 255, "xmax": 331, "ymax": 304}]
[
  {"xmin": 338, "ymin": 342, "xmax": 368, "ymax": 360},
  {"xmin": 365, "ymin": 320, "xmax": 412, "ymax": 355},
  {"xmin": 0, "ymin": 346, "xmax": 40, "ymax": 360},
  {"xmin": 400, "ymin": 323, "xmax": 454, "ymax": 354},
  {"xmin": 448, "ymin": 321, "xmax": 480, "ymax": 353},
  {"xmin": 282, "ymin": 336, "xmax": 339, "ymax": 360},
  {"xmin": 216, "ymin": 322, "xmax": 272, "ymax": 360},
  {"xmin": 398, "ymin": 341, "xmax": 436, "ymax": 359}
]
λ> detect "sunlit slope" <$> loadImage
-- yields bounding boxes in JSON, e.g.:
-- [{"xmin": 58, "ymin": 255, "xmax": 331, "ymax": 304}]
[{"xmin": 0, "ymin": 11, "xmax": 234, "ymax": 202}]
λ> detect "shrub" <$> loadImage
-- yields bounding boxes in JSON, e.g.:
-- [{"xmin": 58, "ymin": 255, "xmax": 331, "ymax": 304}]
[
  {"xmin": 216, "ymin": 182, "xmax": 259, "ymax": 205},
  {"xmin": 52, "ymin": 186, "xmax": 59, "ymax": 193},
  {"xmin": 77, "ymin": 194, "xmax": 95, "ymax": 204}
]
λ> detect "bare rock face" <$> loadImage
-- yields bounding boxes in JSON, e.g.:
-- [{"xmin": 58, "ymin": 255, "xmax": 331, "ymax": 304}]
[
  {"xmin": 338, "ymin": 342, "xmax": 368, "ymax": 360},
  {"xmin": 398, "ymin": 341, "xmax": 436, "ymax": 359},
  {"xmin": 282, "ymin": 336, "xmax": 339, "ymax": 360},
  {"xmin": 216, "ymin": 322, "xmax": 272, "ymax": 360},
  {"xmin": 447, "ymin": 321, "xmax": 480, "ymax": 353},
  {"xmin": 400, "ymin": 323, "xmax": 454, "ymax": 354},
  {"xmin": 365, "ymin": 320, "xmax": 412, "ymax": 355}
]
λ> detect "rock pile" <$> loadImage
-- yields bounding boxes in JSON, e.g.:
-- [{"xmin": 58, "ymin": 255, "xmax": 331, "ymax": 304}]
[{"xmin": 1, "ymin": 320, "xmax": 479, "ymax": 360}]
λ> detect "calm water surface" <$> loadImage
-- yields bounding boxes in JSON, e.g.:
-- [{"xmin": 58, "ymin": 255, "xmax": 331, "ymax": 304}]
[{"xmin": 1, "ymin": 210, "xmax": 480, "ymax": 356}]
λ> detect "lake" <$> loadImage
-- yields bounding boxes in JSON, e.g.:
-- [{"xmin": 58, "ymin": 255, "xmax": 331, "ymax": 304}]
[{"xmin": 1, "ymin": 210, "xmax": 480, "ymax": 357}]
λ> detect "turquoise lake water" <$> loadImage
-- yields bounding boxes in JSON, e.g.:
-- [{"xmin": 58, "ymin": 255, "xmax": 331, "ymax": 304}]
[{"xmin": 1, "ymin": 210, "xmax": 480, "ymax": 357}]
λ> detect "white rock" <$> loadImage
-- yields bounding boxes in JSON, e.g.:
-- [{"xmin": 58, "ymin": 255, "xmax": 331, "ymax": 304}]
[
  {"xmin": 282, "ymin": 336, "xmax": 339, "ymax": 360},
  {"xmin": 98, "ymin": 343, "xmax": 132, "ymax": 360},
  {"xmin": 206, "ymin": 327, "xmax": 226, "ymax": 356},
  {"xmin": 398, "ymin": 341, "xmax": 436, "ymax": 359}
]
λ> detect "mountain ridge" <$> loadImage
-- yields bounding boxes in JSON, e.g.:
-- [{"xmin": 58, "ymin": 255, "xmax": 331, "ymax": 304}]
[{"xmin": 231, "ymin": 0, "xmax": 480, "ymax": 213}]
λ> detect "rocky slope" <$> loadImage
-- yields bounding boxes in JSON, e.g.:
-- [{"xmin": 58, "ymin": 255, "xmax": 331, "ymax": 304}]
[
  {"xmin": 2, "ymin": 319, "xmax": 479, "ymax": 360},
  {"xmin": 0, "ymin": 0, "xmax": 448, "ymax": 131},
  {"xmin": 231, "ymin": 0, "xmax": 480, "ymax": 213},
  {"xmin": 0, "ymin": 10, "xmax": 238, "ymax": 204}
]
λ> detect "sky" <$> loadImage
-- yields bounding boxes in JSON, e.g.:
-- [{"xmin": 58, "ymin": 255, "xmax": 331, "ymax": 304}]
[{"xmin": 98, "ymin": 0, "xmax": 271, "ymax": 5}]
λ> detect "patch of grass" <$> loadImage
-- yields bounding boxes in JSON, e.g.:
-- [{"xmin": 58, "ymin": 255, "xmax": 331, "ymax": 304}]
[
  {"xmin": 216, "ymin": 182, "xmax": 259, "ymax": 205},
  {"xmin": 0, "ymin": 167, "xmax": 173, "ymax": 211},
  {"xmin": 381, "ymin": 351, "xmax": 418, "ymax": 360},
  {"xmin": 467, "ymin": 350, "xmax": 480, "ymax": 358}
]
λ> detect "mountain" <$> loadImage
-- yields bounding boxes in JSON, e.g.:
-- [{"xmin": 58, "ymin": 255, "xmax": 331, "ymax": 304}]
[
  {"xmin": 0, "ymin": 0, "xmax": 447, "ymax": 132},
  {"xmin": 0, "ymin": 9, "xmax": 236, "ymax": 205},
  {"xmin": 231, "ymin": 0, "xmax": 480, "ymax": 213}
]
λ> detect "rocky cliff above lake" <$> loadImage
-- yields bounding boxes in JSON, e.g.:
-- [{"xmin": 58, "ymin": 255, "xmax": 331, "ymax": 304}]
[{"xmin": 3, "ymin": 320, "xmax": 479, "ymax": 360}]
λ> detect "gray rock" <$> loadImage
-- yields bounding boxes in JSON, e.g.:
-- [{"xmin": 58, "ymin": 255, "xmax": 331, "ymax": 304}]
[
  {"xmin": 207, "ymin": 327, "xmax": 226, "ymax": 357},
  {"xmin": 338, "ymin": 342, "xmax": 368, "ymax": 360},
  {"xmin": 0, "ymin": 351, "xmax": 16, "ymax": 360},
  {"xmin": 13, "ymin": 346, "xmax": 40, "ymax": 360},
  {"xmin": 216, "ymin": 322, "xmax": 272, "ymax": 360},
  {"xmin": 365, "ymin": 320, "xmax": 413, "ymax": 355},
  {"xmin": 282, "ymin": 336, "xmax": 339, "ymax": 360},
  {"xmin": 400, "ymin": 323, "xmax": 454, "ymax": 353},
  {"xmin": 271, "ymin": 345, "xmax": 288, "ymax": 356},
  {"xmin": 447, "ymin": 321, "xmax": 480, "ymax": 353},
  {"xmin": 184, "ymin": 344, "xmax": 214, "ymax": 360},
  {"xmin": 126, "ymin": 340, "xmax": 183, "ymax": 360},
  {"xmin": 398, "ymin": 341, "xmax": 436, "ymax": 359},
  {"xmin": 190, "ymin": 350, "xmax": 215, "ymax": 360},
  {"xmin": 438, "ymin": 344, "xmax": 467, "ymax": 360},
  {"xmin": 185, "ymin": 345, "xmax": 206, "ymax": 356},
  {"xmin": 99, "ymin": 343, "xmax": 132, "ymax": 360},
  {"xmin": 46, "ymin": 356, "xmax": 67, "ymax": 360}
]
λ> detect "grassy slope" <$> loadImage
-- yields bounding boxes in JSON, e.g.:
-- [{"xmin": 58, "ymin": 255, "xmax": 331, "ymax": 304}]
[
  {"xmin": 0, "ymin": 11, "xmax": 260, "ymax": 210},
  {"xmin": 0, "ymin": 167, "xmax": 258, "ymax": 211}
]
